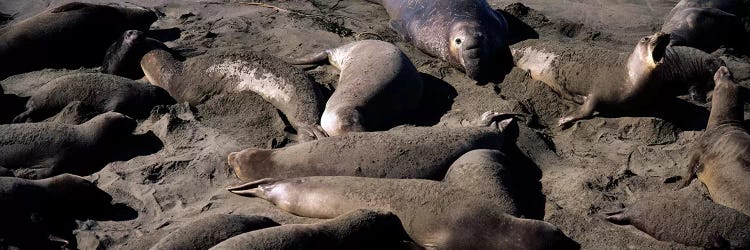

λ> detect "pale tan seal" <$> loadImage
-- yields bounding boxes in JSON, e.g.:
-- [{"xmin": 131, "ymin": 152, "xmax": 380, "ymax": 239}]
[
  {"xmin": 683, "ymin": 66, "xmax": 750, "ymax": 216},
  {"xmin": 227, "ymin": 149, "xmax": 579, "ymax": 249},
  {"xmin": 289, "ymin": 40, "xmax": 423, "ymax": 136},
  {"xmin": 227, "ymin": 112, "xmax": 514, "ymax": 182},
  {"xmin": 209, "ymin": 209, "xmax": 410, "ymax": 250},
  {"xmin": 513, "ymin": 32, "xmax": 725, "ymax": 126},
  {"xmin": 141, "ymin": 49, "xmax": 327, "ymax": 141}
]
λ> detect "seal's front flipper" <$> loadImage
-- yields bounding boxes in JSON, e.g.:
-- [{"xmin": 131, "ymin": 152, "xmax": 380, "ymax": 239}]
[
  {"xmin": 295, "ymin": 124, "xmax": 329, "ymax": 142},
  {"xmin": 227, "ymin": 178, "xmax": 277, "ymax": 198},
  {"xmin": 389, "ymin": 20, "xmax": 411, "ymax": 42},
  {"xmin": 286, "ymin": 51, "xmax": 330, "ymax": 66},
  {"xmin": 559, "ymin": 95, "xmax": 597, "ymax": 127}
]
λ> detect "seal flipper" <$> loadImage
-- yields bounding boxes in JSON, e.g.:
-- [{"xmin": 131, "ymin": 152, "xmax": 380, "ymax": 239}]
[
  {"xmin": 389, "ymin": 19, "xmax": 411, "ymax": 42},
  {"xmin": 226, "ymin": 178, "xmax": 277, "ymax": 198},
  {"xmin": 559, "ymin": 94, "xmax": 598, "ymax": 127},
  {"xmin": 603, "ymin": 209, "xmax": 631, "ymax": 225},
  {"xmin": 286, "ymin": 51, "xmax": 330, "ymax": 65}
]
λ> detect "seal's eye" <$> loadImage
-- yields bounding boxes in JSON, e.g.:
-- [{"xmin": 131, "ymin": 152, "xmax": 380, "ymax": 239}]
[
  {"xmin": 455, "ymin": 38, "xmax": 462, "ymax": 45},
  {"xmin": 641, "ymin": 37, "xmax": 649, "ymax": 42}
]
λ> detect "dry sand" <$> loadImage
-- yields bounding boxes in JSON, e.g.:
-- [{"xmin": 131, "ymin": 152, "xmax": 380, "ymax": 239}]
[{"xmin": 2, "ymin": 0, "xmax": 750, "ymax": 249}]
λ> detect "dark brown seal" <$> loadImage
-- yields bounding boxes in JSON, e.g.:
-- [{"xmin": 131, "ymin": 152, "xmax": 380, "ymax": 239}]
[
  {"xmin": 0, "ymin": 2, "xmax": 156, "ymax": 79},
  {"xmin": 0, "ymin": 174, "xmax": 113, "ymax": 249},
  {"xmin": 12, "ymin": 73, "xmax": 175, "ymax": 123},
  {"xmin": 209, "ymin": 209, "xmax": 410, "ymax": 250},
  {"xmin": 289, "ymin": 40, "xmax": 424, "ymax": 136},
  {"xmin": 149, "ymin": 214, "xmax": 279, "ymax": 250},
  {"xmin": 367, "ymin": 0, "xmax": 513, "ymax": 82},
  {"xmin": 0, "ymin": 112, "xmax": 150, "ymax": 179},
  {"xmin": 683, "ymin": 66, "xmax": 750, "ymax": 216},
  {"xmin": 606, "ymin": 182, "xmax": 750, "ymax": 249},
  {"xmin": 662, "ymin": 7, "xmax": 744, "ymax": 52},
  {"xmin": 227, "ymin": 150, "xmax": 578, "ymax": 249},
  {"xmin": 227, "ymin": 112, "xmax": 514, "ymax": 182},
  {"xmin": 513, "ymin": 32, "xmax": 725, "ymax": 126},
  {"xmin": 141, "ymin": 49, "xmax": 327, "ymax": 141},
  {"xmin": 102, "ymin": 30, "xmax": 169, "ymax": 79}
]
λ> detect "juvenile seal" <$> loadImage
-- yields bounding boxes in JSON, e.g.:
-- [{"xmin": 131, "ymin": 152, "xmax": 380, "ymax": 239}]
[
  {"xmin": 150, "ymin": 214, "xmax": 279, "ymax": 250},
  {"xmin": 0, "ymin": 2, "xmax": 157, "ymax": 79},
  {"xmin": 662, "ymin": 7, "xmax": 744, "ymax": 52},
  {"xmin": 12, "ymin": 73, "xmax": 175, "ymax": 123},
  {"xmin": 683, "ymin": 66, "xmax": 750, "ymax": 216},
  {"xmin": 102, "ymin": 30, "xmax": 169, "ymax": 79},
  {"xmin": 512, "ymin": 32, "xmax": 725, "ymax": 126},
  {"xmin": 289, "ymin": 40, "xmax": 424, "ymax": 135},
  {"xmin": 605, "ymin": 182, "xmax": 750, "ymax": 249},
  {"xmin": 0, "ymin": 174, "xmax": 113, "ymax": 249},
  {"xmin": 227, "ymin": 150, "xmax": 578, "ymax": 249},
  {"xmin": 141, "ymin": 49, "xmax": 327, "ymax": 140},
  {"xmin": 0, "ymin": 112, "xmax": 143, "ymax": 179},
  {"xmin": 367, "ymin": 0, "xmax": 513, "ymax": 82},
  {"xmin": 209, "ymin": 209, "xmax": 410, "ymax": 250},
  {"xmin": 227, "ymin": 112, "xmax": 514, "ymax": 181}
]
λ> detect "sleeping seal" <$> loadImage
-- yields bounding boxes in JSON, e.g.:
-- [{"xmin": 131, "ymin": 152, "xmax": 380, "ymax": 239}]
[
  {"xmin": 0, "ymin": 2, "xmax": 156, "ymax": 79},
  {"xmin": 227, "ymin": 112, "xmax": 514, "ymax": 181},
  {"xmin": 141, "ymin": 49, "xmax": 327, "ymax": 141},
  {"xmin": 662, "ymin": 7, "xmax": 744, "ymax": 52},
  {"xmin": 366, "ymin": 0, "xmax": 513, "ymax": 82},
  {"xmin": 149, "ymin": 214, "xmax": 279, "ymax": 250},
  {"xmin": 12, "ymin": 73, "xmax": 175, "ymax": 123},
  {"xmin": 0, "ymin": 112, "xmax": 148, "ymax": 179},
  {"xmin": 209, "ymin": 210, "xmax": 410, "ymax": 250},
  {"xmin": 683, "ymin": 66, "xmax": 750, "ymax": 216},
  {"xmin": 227, "ymin": 150, "xmax": 579, "ymax": 249},
  {"xmin": 289, "ymin": 40, "xmax": 423, "ymax": 136},
  {"xmin": 512, "ymin": 32, "xmax": 725, "ymax": 126}
]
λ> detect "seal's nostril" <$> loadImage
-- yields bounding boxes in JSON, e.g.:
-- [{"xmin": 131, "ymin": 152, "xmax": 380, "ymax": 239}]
[{"xmin": 455, "ymin": 38, "xmax": 462, "ymax": 45}]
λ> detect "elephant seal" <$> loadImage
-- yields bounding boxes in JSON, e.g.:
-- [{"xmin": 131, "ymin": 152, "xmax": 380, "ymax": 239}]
[
  {"xmin": 209, "ymin": 209, "xmax": 410, "ymax": 250},
  {"xmin": 150, "ymin": 214, "xmax": 279, "ymax": 250},
  {"xmin": 666, "ymin": 0, "xmax": 745, "ymax": 18},
  {"xmin": 366, "ymin": 0, "xmax": 513, "ymax": 82},
  {"xmin": 0, "ymin": 112, "xmax": 143, "ymax": 179},
  {"xmin": 0, "ymin": 174, "xmax": 113, "ymax": 249},
  {"xmin": 662, "ymin": 7, "xmax": 744, "ymax": 52},
  {"xmin": 227, "ymin": 112, "xmax": 514, "ymax": 181},
  {"xmin": 288, "ymin": 40, "xmax": 424, "ymax": 136},
  {"xmin": 683, "ymin": 66, "xmax": 750, "ymax": 216},
  {"xmin": 12, "ymin": 73, "xmax": 175, "ymax": 123},
  {"xmin": 227, "ymin": 150, "xmax": 578, "ymax": 249},
  {"xmin": 0, "ymin": 2, "xmax": 157, "ymax": 79},
  {"xmin": 102, "ymin": 30, "xmax": 169, "ymax": 79},
  {"xmin": 141, "ymin": 49, "xmax": 327, "ymax": 140},
  {"xmin": 512, "ymin": 32, "xmax": 725, "ymax": 126},
  {"xmin": 606, "ymin": 182, "xmax": 750, "ymax": 249}
]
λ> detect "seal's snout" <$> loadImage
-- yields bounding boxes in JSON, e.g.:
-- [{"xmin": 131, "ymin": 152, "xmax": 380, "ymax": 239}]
[
  {"xmin": 714, "ymin": 66, "xmax": 734, "ymax": 83},
  {"xmin": 321, "ymin": 107, "xmax": 365, "ymax": 136},
  {"xmin": 228, "ymin": 148, "xmax": 274, "ymax": 181}
]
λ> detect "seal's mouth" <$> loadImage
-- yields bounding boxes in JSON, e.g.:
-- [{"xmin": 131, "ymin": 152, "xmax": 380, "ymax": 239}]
[{"xmin": 650, "ymin": 33, "xmax": 670, "ymax": 64}]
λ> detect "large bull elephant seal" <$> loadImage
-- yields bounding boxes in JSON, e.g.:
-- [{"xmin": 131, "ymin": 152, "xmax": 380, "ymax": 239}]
[
  {"xmin": 366, "ymin": 0, "xmax": 513, "ymax": 82},
  {"xmin": 0, "ymin": 174, "xmax": 113, "ymax": 249},
  {"xmin": 0, "ymin": 2, "xmax": 157, "ymax": 79},
  {"xmin": 227, "ymin": 150, "xmax": 579, "ymax": 250},
  {"xmin": 227, "ymin": 112, "xmax": 514, "ymax": 181},
  {"xmin": 683, "ymin": 66, "xmax": 750, "ymax": 216},
  {"xmin": 140, "ymin": 49, "xmax": 327, "ymax": 141},
  {"xmin": 288, "ymin": 40, "xmax": 424, "ymax": 136},
  {"xmin": 149, "ymin": 214, "xmax": 280, "ymax": 250},
  {"xmin": 209, "ymin": 210, "xmax": 410, "ymax": 250},
  {"xmin": 512, "ymin": 32, "xmax": 725, "ymax": 126}
]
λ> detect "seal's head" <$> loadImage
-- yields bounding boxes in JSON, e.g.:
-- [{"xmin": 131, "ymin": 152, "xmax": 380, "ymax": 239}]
[
  {"xmin": 321, "ymin": 106, "xmax": 365, "ymax": 136},
  {"xmin": 227, "ymin": 148, "xmax": 275, "ymax": 181},
  {"xmin": 448, "ymin": 20, "xmax": 511, "ymax": 82},
  {"xmin": 634, "ymin": 32, "xmax": 670, "ymax": 69}
]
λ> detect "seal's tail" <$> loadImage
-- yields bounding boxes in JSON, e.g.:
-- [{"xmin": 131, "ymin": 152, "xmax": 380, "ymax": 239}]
[{"xmin": 226, "ymin": 178, "xmax": 277, "ymax": 198}]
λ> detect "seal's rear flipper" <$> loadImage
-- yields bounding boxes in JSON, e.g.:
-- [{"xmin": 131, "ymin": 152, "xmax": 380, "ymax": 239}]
[
  {"xmin": 286, "ymin": 51, "xmax": 329, "ymax": 66},
  {"xmin": 603, "ymin": 210, "xmax": 630, "ymax": 225},
  {"xmin": 227, "ymin": 178, "xmax": 277, "ymax": 197}
]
